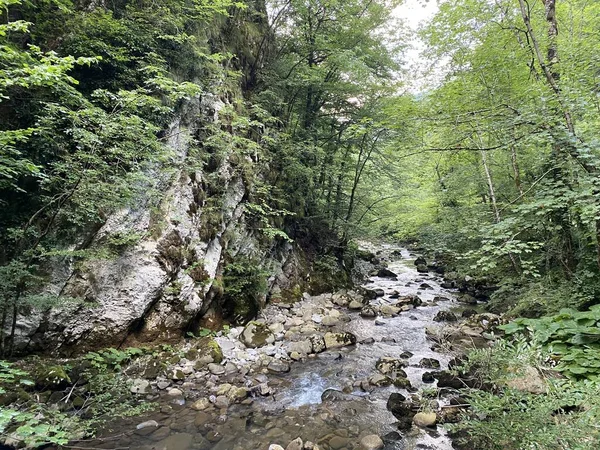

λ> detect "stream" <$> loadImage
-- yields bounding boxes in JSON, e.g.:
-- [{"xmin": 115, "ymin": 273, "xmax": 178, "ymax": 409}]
[{"xmin": 84, "ymin": 245, "xmax": 460, "ymax": 450}]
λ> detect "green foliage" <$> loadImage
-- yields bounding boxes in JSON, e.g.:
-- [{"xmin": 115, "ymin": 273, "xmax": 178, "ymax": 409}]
[
  {"xmin": 221, "ymin": 256, "xmax": 269, "ymax": 323},
  {"xmin": 451, "ymin": 338, "xmax": 600, "ymax": 450},
  {"xmin": 500, "ymin": 305, "xmax": 600, "ymax": 379},
  {"xmin": 85, "ymin": 347, "xmax": 145, "ymax": 372}
]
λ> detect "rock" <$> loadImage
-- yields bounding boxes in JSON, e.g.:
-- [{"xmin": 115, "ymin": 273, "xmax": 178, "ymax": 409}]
[
  {"xmin": 208, "ymin": 363, "xmax": 225, "ymax": 375},
  {"xmin": 382, "ymin": 431, "xmax": 401, "ymax": 444},
  {"xmin": 413, "ymin": 412, "xmax": 437, "ymax": 428},
  {"xmin": 287, "ymin": 340, "xmax": 312, "ymax": 355},
  {"xmin": 360, "ymin": 435, "xmax": 384, "ymax": 450},
  {"xmin": 419, "ymin": 358, "xmax": 441, "ymax": 369},
  {"xmin": 311, "ymin": 314, "xmax": 323, "ymax": 324},
  {"xmin": 376, "ymin": 357, "xmax": 408, "ymax": 375},
  {"xmin": 393, "ymin": 377, "xmax": 412, "ymax": 389},
  {"xmin": 360, "ymin": 337, "xmax": 375, "ymax": 344},
  {"xmin": 441, "ymin": 281, "xmax": 455, "ymax": 289},
  {"xmin": 213, "ymin": 395, "xmax": 229, "ymax": 409},
  {"xmin": 369, "ymin": 374, "xmax": 392, "ymax": 386},
  {"xmin": 269, "ymin": 446, "xmax": 285, "ymax": 450},
  {"xmin": 286, "ymin": 437, "xmax": 303, "ymax": 450},
  {"xmin": 34, "ymin": 365, "xmax": 71, "ymax": 390},
  {"xmin": 419, "ymin": 283, "xmax": 433, "ymax": 290},
  {"xmin": 191, "ymin": 398, "xmax": 211, "ymax": 411},
  {"xmin": 321, "ymin": 316, "xmax": 339, "ymax": 326},
  {"xmin": 374, "ymin": 317, "xmax": 386, "ymax": 326},
  {"xmin": 348, "ymin": 300, "xmax": 364, "ymax": 310},
  {"xmin": 155, "ymin": 433, "xmax": 193, "ymax": 450},
  {"xmin": 258, "ymin": 383, "xmax": 272, "ymax": 396},
  {"xmin": 169, "ymin": 368, "xmax": 185, "ymax": 380},
  {"xmin": 324, "ymin": 332, "xmax": 357, "ymax": 349},
  {"xmin": 414, "ymin": 256, "xmax": 427, "ymax": 266},
  {"xmin": 321, "ymin": 388, "xmax": 346, "ymax": 402},
  {"xmin": 362, "ymin": 288, "xmax": 379, "ymax": 299},
  {"xmin": 374, "ymin": 288, "xmax": 385, "ymax": 297},
  {"xmin": 386, "ymin": 393, "xmax": 416, "ymax": 430},
  {"xmin": 505, "ymin": 366, "xmax": 547, "ymax": 394},
  {"xmin": 457, "ymin": 294, "xmax": 478, "ymax": 304},
  {"xmin": 309, "ymin": 335, "xmax": 326, "ymax": 353},
  {"xmin": 416, "ymin": 264, "xmax": 429, "ymax": 273},
  {"xmin": 380, "ymin": 305, "xmax": 401, "ymax": 316},
  {"xmin": 433, "ymin": 296, "xmax": 450, "ymax": 302},
  {"xmin": 240, "ymin": 322, "xmax": 275, "ymax": 348},
  {"xmin": 360, "ymin": 305, "xmax": 377, "ymax": 318},
  {"xmin": 194, "ymin": 411, "xmax": 212, "ymax": 427},
  {"xmin": 269, "ymin": 322, "xmax": 285, "ymax": 334},
  {"xmin": 462, "ymin": 308, "xmax": 477, "ymax": 318},
  {"xmin": 267, "ymin": 360, "xmax": 291, "ymax": 373},
  {"xmin": 434, "ymin": 311, "xmax": 458, "ymax": 322},
  {"xmin": 328, "ymin": 436, "xmax": 349, "ymax": 450},
  {"xmin": 167, "ymin": 387, "xmax": 183, "ymax": 397},
  {"xmin": 422, "ymin": 372, "xmax": 436, "ymax": 383},
  {"xmin": 228, "ymin": 387, "xmax": 248, "ymax": 402},
  {"xmin": 136, "ymin": 420, "xmax": 159, "ymax": 430},
  {"xmin": 130, "ymin": 378, "xmax": 150, "ymax": 394},
  {"xmin": 377, "ymin": 268, "xmax": 398, "ymax": 278},
  {"xmin": 399, "ymin": 351, "xmax": 413, "ymax": 359}
]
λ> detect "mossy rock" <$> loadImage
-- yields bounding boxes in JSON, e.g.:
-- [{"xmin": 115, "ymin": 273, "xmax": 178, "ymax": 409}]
[
  {"xmin": 34, "ymin": 365, "xmax": 71, "ymax": 390},
  {"xmin": 141, "ymin": 358, "xmax": 165, "ymax": 379},
  {"xmin": 240, "ymin": 322, "xmax": 275, "ymax": 348},
  {"xmin": 192, "ymin": 337, "xmax": 223, "ymax": 364}
]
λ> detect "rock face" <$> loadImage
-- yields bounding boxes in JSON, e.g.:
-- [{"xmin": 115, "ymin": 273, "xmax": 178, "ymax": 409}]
[{"xmin": 12, "ymin": 98, "xmax": 306, "ymax": 354}]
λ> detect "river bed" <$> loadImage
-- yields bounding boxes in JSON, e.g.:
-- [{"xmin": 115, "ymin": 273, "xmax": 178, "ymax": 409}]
[{"xmin": 82, "ymin": 245, "xmax": 460, "ymax": 450}]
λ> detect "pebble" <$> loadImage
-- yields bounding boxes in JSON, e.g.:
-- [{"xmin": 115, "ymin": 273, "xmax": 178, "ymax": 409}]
[
  {"xmin": 167, "ymin": 388, "xmax": 183, "ymax": 397},
  {"xmin": 360, "ymin": 435, "xmax": 384, "ymax": 450}
]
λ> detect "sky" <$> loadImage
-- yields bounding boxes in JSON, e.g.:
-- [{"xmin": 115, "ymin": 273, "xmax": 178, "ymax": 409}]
[{"xmin": 392, "ymin": 0, "xmax": 441, "ymax": 91}]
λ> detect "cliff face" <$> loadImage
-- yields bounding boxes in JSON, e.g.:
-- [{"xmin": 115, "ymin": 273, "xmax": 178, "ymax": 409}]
[{"xmin": 13, "ymin": 94, "xmax": 304, "ymax": 355}]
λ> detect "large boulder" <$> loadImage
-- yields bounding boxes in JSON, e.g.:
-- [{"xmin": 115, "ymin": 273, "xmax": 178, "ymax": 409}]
[
  {"xmin": 377, "ymin": 268, "xmax": 398, "ymax": 279},
  {"xmin": 376, "ymin": 357, "xmax": 408, "ymax": 375},
  {"xmin": 386, "ymin": 393, "xmax": 416, "ymax": 430},
  {"xmin": 434, "ymin": 311, "xmax": 458, "ymax": 322},
  {"xmin": 324, "ymin": 332, "xmax": 357, "ymax": 349},
  {"xmin": 240, "ymin": 322, "xmax": 275, "ymax": 348}
]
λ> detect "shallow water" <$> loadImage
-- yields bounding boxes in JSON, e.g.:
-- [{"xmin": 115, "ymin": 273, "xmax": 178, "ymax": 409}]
[{"xmin": 83, "ymin": 245, "xmax": 459, "ymax": 450}]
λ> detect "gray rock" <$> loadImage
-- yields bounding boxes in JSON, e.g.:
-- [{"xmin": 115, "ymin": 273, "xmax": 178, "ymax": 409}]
[
  {"xmin": 348, "ymin": 300, "xmax": 363, "ymax": 310},
  {"xmin": 376, "ymin": 357, "xmax": 408, "ymax": 375},
  {"xmin": 286, "ymin": 437, "xmax": 303, "ymax": 450},
  {"xmin": 267, "ymin": 360, "xmax": 291, "ymax": 373},
  {"xmin": 413, "ymin": 412, "xmax": 437, "ymax": 427},
  {"xmin": 208, "ymin": 363, "xmax": 225, "ymax": 375},
  {"xmin": 324, "ymin": 332, "xmax": 357, "ymax": 349},
  {"xmin": 419, "ymin": 358, "xmax": 441, "ymax": 369},
  {"xmin": 321, "ymin": 316, "xmax": 339, "ymax": 326},
  {"xmin": 309, "ymin": 335, "xmax": 326, "ymax": 353},
  {"xmin": 136, "ymin": 420, "xmax": 159, "ymax": 430},
  {"xmin": 287, "ymin": 340, "xmax": 312, "ymax": 355},
  {"xmin": 434, "ymin": 310, "xmax": 458, "ymax": 322},
  {"xmin": 360, "ymin": 306, "xmax": 377, "ymax": 318},
  {"xmin": 130, "ymin": 378, "xmax": 150, "ymax": 394},
  {"xmin": 360, "ymin": 435, "xmax": 384, "ymax": 450},
  {"xmin": 167, "ymin": 387, "xmax": 183, "ymax": 397},
  {"xmin": 240, "ymin": 322, "xmax": 275, "ymax": 348}
]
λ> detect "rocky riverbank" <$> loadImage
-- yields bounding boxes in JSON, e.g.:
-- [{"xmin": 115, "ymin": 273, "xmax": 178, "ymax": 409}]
[{"xmin": 1, "ymin": 244, "xmax": 501, "ymax": 450}]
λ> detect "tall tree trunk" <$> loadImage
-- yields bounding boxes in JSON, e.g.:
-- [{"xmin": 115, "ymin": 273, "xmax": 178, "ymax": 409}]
[
  {"xmin": 518, "ymin": 0, "xmax": 596, "ymax": 271},
  {"xmin": 481, "ymin": 150, "xmax": 501, "ymax": 223}
]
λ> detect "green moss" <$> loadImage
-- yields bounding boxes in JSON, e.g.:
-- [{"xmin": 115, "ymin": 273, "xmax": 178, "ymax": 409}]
[{"xmin": 34, "ymin": 365, "xmax": 71, "ymax": 389}]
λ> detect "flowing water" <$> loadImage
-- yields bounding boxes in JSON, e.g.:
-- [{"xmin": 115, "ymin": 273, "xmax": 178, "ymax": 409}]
[{"xmin": 84, "ymin": 245, "xmax": 459, "ymax": 450}]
